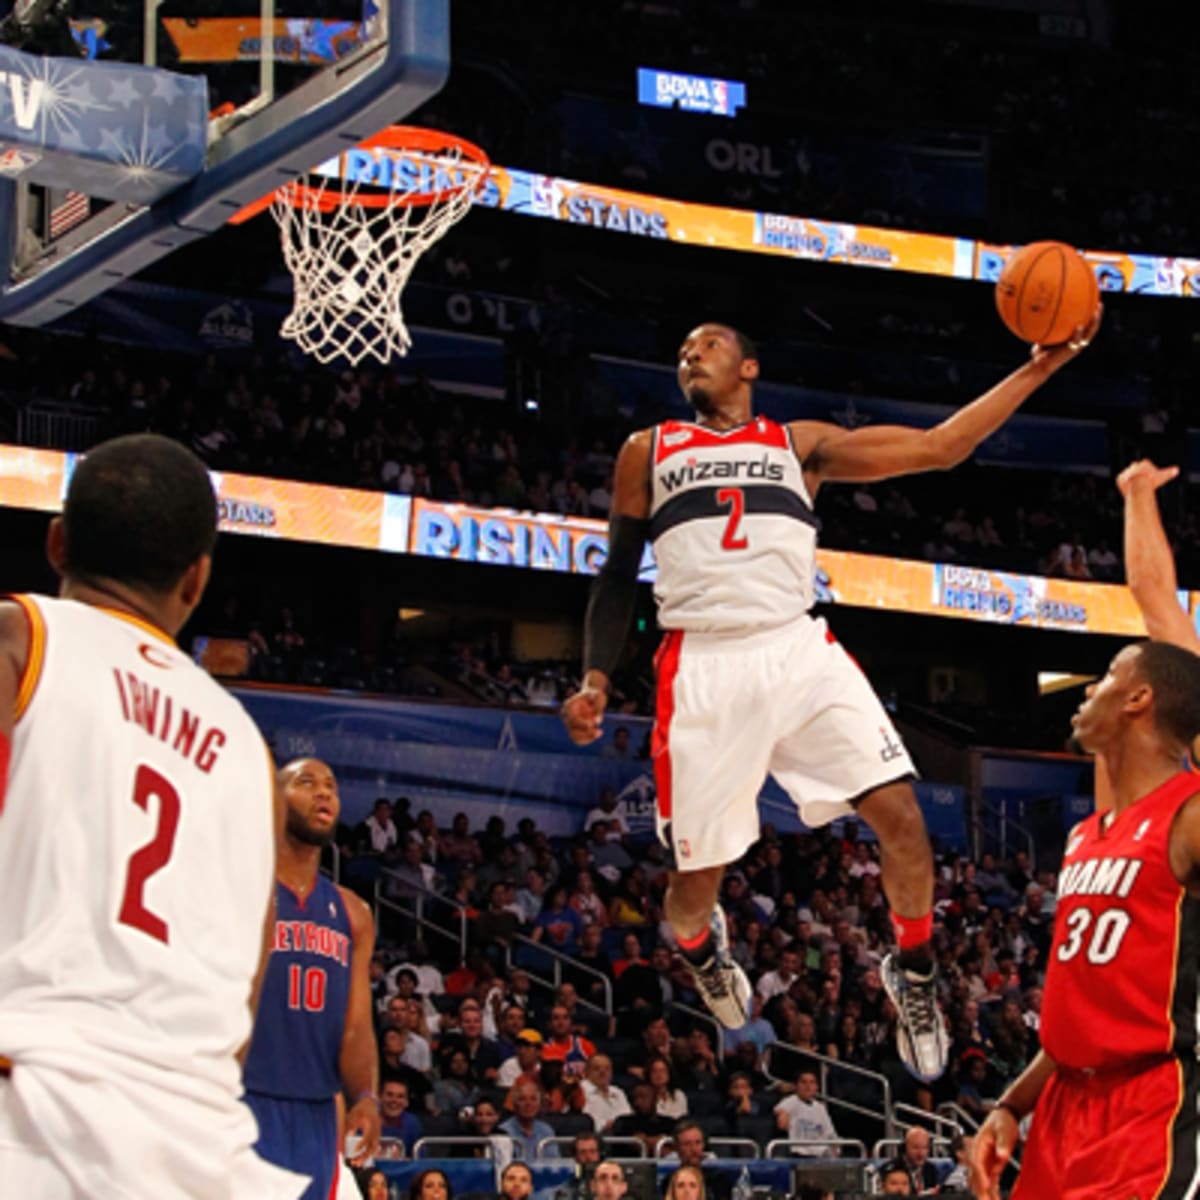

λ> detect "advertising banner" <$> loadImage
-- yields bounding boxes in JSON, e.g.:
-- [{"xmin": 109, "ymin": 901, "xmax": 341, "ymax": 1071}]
[
  {"xmin": 0, "ymin": 444, "xmax": 1161, "ymax": 637},
  {"xmin": 162, "ymin": 17, "xmax": 367, "ymax": 65}
]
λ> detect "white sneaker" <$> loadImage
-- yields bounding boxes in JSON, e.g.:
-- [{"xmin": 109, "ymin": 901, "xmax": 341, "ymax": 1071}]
[
  {"xmin": 684, "ymin": 907, "xmax": 752, "ymax": 1029},
  {"xmin": 881, "ymin": 953, "xmax": 949, "ymax": 1082}
]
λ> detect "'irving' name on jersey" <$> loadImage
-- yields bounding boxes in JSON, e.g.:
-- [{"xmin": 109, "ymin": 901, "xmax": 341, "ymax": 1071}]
[{"xmin": 113, "ymin": 668, "xmax": 228, "ymax": 774}]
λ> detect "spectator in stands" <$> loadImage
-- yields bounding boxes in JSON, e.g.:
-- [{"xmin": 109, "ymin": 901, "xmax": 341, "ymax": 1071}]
[
  {"xmin": 500, "ymin": 1082, "xmax": 561, "ymax": 1160},
  {"xmin": 500, "ymin": 1162, "xmax": 535, "ymax": 1200},
  {"xmin": 584, "ymin": 788, "xmax": 632, "ymax": 840},
  {"xmin": 723, "ymin": 1070, "xmax": 764, "ymax": 1132},
  {"xmin": 456, "ymin": 1098, "xmax": 513, "ymax": 1169},
  {"xmin": 498, "ymin": 1028, "xmax": 544, "ymax": 1090},
  {"xmin": 553, "ymin": 1133, "xmax": 606, "ymax": 1200},
  {"xmin": 533, "ymin": 886, "xmax": 585, "ymax": 954},
  {"xmin": 515, "ymin": 868, "xmax": 548, "ymax": 926},
  {"xmin": 543, "ymin": 1003, "xmax": 597, "ymax": 1080},
  {"xmin": 590, "ymin": 823, "xmax": 634, "ymax": 884},
  {"xmin": 567, "ymin": 923, "xmax": 615, "ymax": 1009},
  {"xmin": 601, "ymin": 725, "xmax": 633, "ymax": 760},
  {"xmin": 663, "ymin": 1121, "xmax": 733, "ymax": 1200},
  {"xmin": 879, "ymin": 1162, "xmax": 913, "ymax": 1195},
  {"xmin": 664, "ymin": 1166, "xmax": 706, "ymax": 1200},
  {"xmin": 473, "ymin": 881, "xmax": 520, "ymax": 969},
  {"xmin": 611, "ymin": 1081, "xmax": 676, "ymax": 1155},
  {"xmin": 773, "ymin": 1070, "xmax": 838, "ymax": 1157},
  {"xmin": 409, "ymin": 1169, "xmax": 453, "ymax": 1200},
  {"xmin": 940, "ymin": 1133, "xmax": 973, "ymax": 1191},
  {"xmin": 756, "ymin": 943, "xmax": 802, "ymax": 1003},
  {"xmin": 439, "ymin": 999, "xmax": 502, "ymax": 1084},
  {"xmin": 361, "ymin": 798, "xmax": 400, "ymax": 855},
  {"xmin": 439, "ymin": 812, "xmax": 483, "ymax": 867},
  {"xmin": 570, "ymin": 872, "xmax": 608, "ymax": 927},
  {"xmin": 899, "ymin": 1128, "xmax": 939, "ymax": 1193},
  {"xmin": 581, "ymin": 1054, "xmax": 631, "ymax": 1133},
  {"xmin": 591, "ymin": 1161, "xmax": 629, "ymax": 1200},
  {"xmin": 647, "ymin": 1055, "xmax": 688, "ymax": 1119},
  {"xmin": 627, "ymin": 1015, "xmax": 674, "ymax": 1076},
  {"xmin": 383, "ymin": 998, "xmax": 432, "ymax": 1072},
  {"xmin": 361, "ymin": 1168, "xmax": 390, "ymax": 1200},
  {"xmin": 432, "ymin": 1048, "xmax": 481, "ymax": 1116},
  {"xmin": 380, "ymin": 1031, "xmax": 432, "ymax": 1112},
  {"xmin": 378, "ymin": 1079, "xmax": 423, "ymax": 1158},
  {"xmin": 386, "ymin": 839, "xmax": 440, "ymax": 900},
  {"xmin": 497, "ymin": 1003, "xmax": 530, "ymax": 1061}
]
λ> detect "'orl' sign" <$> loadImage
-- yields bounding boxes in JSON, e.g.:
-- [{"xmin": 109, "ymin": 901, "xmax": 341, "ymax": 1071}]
[{"xmin": 637, "ymin": 67, "xmax": 746, "ymax": 117}]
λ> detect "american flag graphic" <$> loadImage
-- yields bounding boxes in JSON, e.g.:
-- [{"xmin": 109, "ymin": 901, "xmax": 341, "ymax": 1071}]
[{"xmin": 49, "ymin": 190, "xmax": 90, "ymax": 239}]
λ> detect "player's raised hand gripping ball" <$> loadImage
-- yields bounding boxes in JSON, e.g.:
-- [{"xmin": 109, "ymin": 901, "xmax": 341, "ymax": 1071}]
[{"xmin": 995, "ymin": 241, "xmax": 1100, "ymax": 346}]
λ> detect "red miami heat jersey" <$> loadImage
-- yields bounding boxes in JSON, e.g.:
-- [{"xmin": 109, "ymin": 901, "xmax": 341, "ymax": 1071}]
[
  {"xmin": 650, "ymin": 416, "xmax": 817, "ymax": 633},
  {"xmin": 1041, "ymin": 771, "xmax": 1200, "ymax": 1071}
]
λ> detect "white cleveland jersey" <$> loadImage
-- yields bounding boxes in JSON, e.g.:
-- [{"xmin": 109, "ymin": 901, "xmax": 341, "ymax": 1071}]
[
  {"xmin": 0, "ymin": 594, "xmax": 289, "ymax": 1196},
  {"xmin": 650, "ymin": 416, "xmax": 817, "ymax": 632}
]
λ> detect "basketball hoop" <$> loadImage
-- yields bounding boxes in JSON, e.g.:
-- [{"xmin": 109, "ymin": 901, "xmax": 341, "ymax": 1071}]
[{"xmin": 270, "ymin": 126, "xmax": 490, "ymax": 365}]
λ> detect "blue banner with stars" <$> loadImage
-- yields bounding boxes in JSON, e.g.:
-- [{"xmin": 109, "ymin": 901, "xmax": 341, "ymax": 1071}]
[{"xmin": 0, "ymin": 45, "xmax": 207, "ymax": 205}]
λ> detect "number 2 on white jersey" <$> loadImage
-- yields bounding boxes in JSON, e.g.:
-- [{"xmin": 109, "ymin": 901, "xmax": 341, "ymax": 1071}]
[
  {"xmin": 117, "ymin": 764, "xmax": 181, "ymax": 944},
  {"xmin": 717, "ymin": 486, "xmax": 748, "ymax": 550}
]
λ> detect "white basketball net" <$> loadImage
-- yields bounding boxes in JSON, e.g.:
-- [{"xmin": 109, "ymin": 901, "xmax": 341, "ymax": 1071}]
[{"xmin": 271, "ymin": 145, "xmax": 486, "ymax": 365}]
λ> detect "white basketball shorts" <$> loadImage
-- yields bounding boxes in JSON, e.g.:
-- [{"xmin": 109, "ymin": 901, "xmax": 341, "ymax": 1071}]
[{"xmin": 651, "ymin": 613, "xmax": 915, "ymax": 872}]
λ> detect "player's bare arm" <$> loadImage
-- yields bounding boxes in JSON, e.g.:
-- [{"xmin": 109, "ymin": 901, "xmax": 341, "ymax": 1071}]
[
  {"xmin": 338, "ymin": 885, "xmax": 381, "ymax": 1165},
  {"xmin": 793, "ymin": 307, "xmax": 1101, "ymax": 495},
  {"xmin": 561, "ymin": 428, "xmax": 653, "ymax": 745},
  {"xmin": 0, "ymin": 601, "xmax": 30, "ymax": 802},
  {"xmin": 1118, "ymin": 460, "xmax": 1200, "ymax": 650},
  {"xmin": 1167, "ymin": 791, "xmax": 1200, "ymax": 897},
  {"xmin": 971, "ymin": 1049, "xmax": 1057, "ymax": 1200}
]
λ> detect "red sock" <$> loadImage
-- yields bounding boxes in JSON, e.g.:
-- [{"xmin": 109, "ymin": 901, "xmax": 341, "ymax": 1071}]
[
  {"xmin": 892, "ymin": 910, "xmax": 933, "ymax": 952},
  {"xmin": 676, "ymin": 924, "xmax": 712, "ymax": 953}
]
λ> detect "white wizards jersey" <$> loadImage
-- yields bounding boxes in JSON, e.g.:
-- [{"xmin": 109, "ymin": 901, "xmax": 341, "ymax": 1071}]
[
  {"xmin": 649, "ymin": 416, "xmax": 817, "ymax": 632},
  {"xmin": 0, "ymin": 594, "xmax": 276, "ymax": 1107}
]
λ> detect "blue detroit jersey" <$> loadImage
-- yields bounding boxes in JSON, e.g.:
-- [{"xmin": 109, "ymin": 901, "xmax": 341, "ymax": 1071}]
[{"xmin": 244, "ymin": 875, "xmax": 352, "ymax": 1100}]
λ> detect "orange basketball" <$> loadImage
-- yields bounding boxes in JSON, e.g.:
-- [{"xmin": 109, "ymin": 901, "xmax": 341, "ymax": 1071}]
[{"xmin": 995, "ymin": 240, "xmax": 1099, "ymax": 346}]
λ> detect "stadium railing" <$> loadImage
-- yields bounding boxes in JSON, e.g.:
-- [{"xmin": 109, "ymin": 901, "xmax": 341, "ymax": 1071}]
[
  {"xmin": 762, "ymin": 1042, "xmax": 896, "ymax": 1142},
  {"xmin": 506, "ymin": 931, "xmax": 614, "ymax": 1018},
  {"xmin": 375, "ymin": 872, "xmax": 470, "ymax": 959},
  {"xmin": 763, "ymin": 1138, "xmax": 869, "ymax": 1159}
]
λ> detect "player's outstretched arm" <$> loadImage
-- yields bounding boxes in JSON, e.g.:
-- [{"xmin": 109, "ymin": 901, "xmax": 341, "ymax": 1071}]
[
  {"xmin": 1117, "ymin": 460, "xmax": 1200, "ymax": 651},
  {"xmin": 561, "ymin": 429, "xmax": 653, "ymax": 745},
  {"xmin": 972, "ymin": 1049, "xmax": 1056, "ymax": 1199},
  {"xmin": 338, "ymin": 887, "xmax": 381, "ymax": 1165},
  {"xmin": 795, "ymin": 308, "xmax": 1101, "ymax": 490}
]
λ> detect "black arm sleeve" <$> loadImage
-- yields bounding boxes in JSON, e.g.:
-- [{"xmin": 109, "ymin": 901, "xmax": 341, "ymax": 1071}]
[{"xmin": 583, "ymin": 515, "xmax": 650, "ymax": 678}]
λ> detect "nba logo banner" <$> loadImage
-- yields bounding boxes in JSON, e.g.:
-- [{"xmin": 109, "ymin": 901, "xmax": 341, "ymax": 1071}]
[{"xmin": 636, "ymin": 68, "xmax": 746, "ymax": 117}]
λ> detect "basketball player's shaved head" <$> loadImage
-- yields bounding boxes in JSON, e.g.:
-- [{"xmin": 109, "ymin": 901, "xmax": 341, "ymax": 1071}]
[
  {"xmin": 59, "ymin": 433, "xmax": 218, "ymax": 593},
  {"xmin": 279, "ymin": 758, "xmax": 340, "ymax": 846}
]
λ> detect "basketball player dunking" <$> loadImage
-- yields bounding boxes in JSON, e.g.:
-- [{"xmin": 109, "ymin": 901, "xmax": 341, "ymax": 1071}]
[
  {"xmin": 244, "ymin": 757, "xmax": 382, "ymax": 1200},
  {"xmin": 562, "ymin": 319, "xmax": 1098, "ymax": 1081},
  {"xmin": 0, "ymin": 434, "xmax": 305, "ymax": 1197},
  {"xmin": 973, "ymin": 641, "xmax": 1200, "ymax": 1199}
]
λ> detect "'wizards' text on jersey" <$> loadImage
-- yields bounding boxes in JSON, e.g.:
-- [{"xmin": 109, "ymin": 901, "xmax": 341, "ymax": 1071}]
[{"xmin": 650, "ymin": 417, "xmax": 818, "ymax": 634}]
